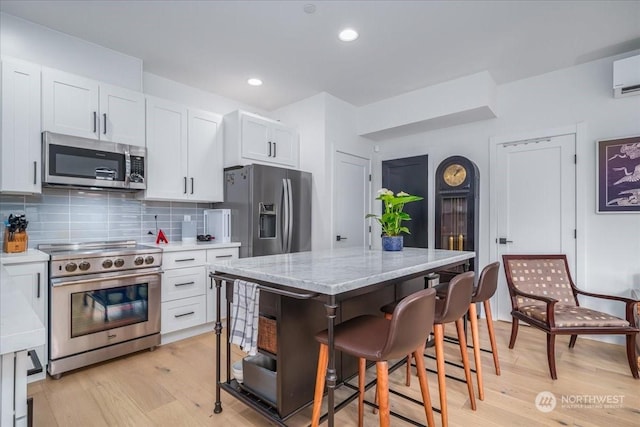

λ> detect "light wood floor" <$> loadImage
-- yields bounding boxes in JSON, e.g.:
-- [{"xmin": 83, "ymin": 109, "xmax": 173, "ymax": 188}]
[{"xmin": 28, "ymin": 321, "xmax": 639, "ymax": 426}]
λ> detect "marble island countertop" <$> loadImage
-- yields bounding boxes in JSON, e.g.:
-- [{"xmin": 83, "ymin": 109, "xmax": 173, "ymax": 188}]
[
  {"xmin": 0, "ymin": 267, "xmax": 45, "ymax": 355},
  {"xmin": 212, "ymin": 247, "xmax": 474, "ymax": 296}
]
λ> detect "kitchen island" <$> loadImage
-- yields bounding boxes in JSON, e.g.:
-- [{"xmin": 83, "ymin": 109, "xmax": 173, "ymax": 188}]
[{"xmin": 210, "ymin": 247, "xmax": 474, "ymax": 426}]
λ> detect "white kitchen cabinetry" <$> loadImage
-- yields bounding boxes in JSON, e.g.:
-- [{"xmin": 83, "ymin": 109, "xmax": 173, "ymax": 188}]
[
  {"xmin": 1, "ymin": 350, "xmax": 29, "ymax": 427},
  {"xmin": 1, "ymin": 261, "xmax": 47, "ymax": 383},
  {"xmin": 42, "ymin": 68, "xmax": 145, "ymax": 146},
  {"xmin": 206, "ymin": 247, "xmax": 239, "ymax": 322},
  {"xmin": 160, "ymin": 250, "xmax": 207, "ymax": 336},
  {"xmin": 0, "ymin": 59, "xmax": 42, "ymax": 194},
  {"xmin": 224, "ymin": 110, "xmax": 299, "ymax": 168},
  {"xmin": 145, "ymin": 97, "xmax": 223, "ymax": 202}
]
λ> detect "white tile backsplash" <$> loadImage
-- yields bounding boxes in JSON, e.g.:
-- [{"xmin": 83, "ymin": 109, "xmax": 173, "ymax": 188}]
[{"xmin": 0, "ymin": 189, "xmax": 212, "ymax": 248}]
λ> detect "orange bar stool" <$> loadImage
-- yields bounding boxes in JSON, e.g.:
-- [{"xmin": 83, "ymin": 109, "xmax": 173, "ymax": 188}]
[
  {"xmin": 381, "ymin": 271, "xmax": 476, "ymax": 427},
  {"xmin": 311, "ymin": 288, "xmax": 437, "ymax": 427},
  {"xmin": 433, "ymin": 262, "xmax": 501, "ymax": 401}
]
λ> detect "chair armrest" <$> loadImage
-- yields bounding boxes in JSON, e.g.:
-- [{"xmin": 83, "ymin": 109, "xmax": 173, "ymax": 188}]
[
  {"xmin": 509, "ymin": 287, "xmax": 558, "ymax": 327},
  {"xmin": 574, "ymin": 289, "xmax": 639, "ymax": 324}
]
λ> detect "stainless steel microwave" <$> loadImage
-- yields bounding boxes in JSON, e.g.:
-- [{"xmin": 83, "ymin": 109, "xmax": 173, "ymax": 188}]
[{"xmin": 42, "ymin": 132, "xmax": 146, "ymax": 191}]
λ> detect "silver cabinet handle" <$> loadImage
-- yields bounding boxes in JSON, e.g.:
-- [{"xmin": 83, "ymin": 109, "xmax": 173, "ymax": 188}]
[
  {"xmin": 33, "ymin": 161, "xmax": 37, "ymax": 185},
  {"xmin": 175, "ymin": 311, "xmax": 195, "ymax": 318},
  {"xmin": 273, "ymin": 142, "xmax": 277, "ymax": 157},
  {"xmin": 191, "ymin": 177, "xmax": 194, "ymax": 195},
  {"xmin": 184, "ymin": 177, "xmax": 187, "ymax": 194},
  {"xmin": 215, "ymin": 254, "xmax": 233, "ymax": 259},
  {"xmin": 103, "ymin": 113, "xmax": 107, "ymax": 134},
  {"xmin": 268, "ymin": 141, "xmax": 272, "ymax": 157},
  {"xmin": 37, "ymin": 272, "xmax": 41, "ymax": 298},
  {"xmin": 174, "ymin": 281, "xmax": 195, "ymax": 287},
  {"xmin": 175, "ymin": 258, "xmax": 196, "ymax": 262}
]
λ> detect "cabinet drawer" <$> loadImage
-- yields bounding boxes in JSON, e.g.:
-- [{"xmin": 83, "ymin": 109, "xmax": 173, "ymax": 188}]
[
  {"xmin": 162, "ymin": 266, "xmax": 206, "ymax": 302},
  {"xmin": 163, "ymin": 250, "xmax": 206, "ymax": 269},
  {"xmin": 206, "ymin": 247, "xmax": 239, "ymax": 264},
  {"xmin": 161, "ymin": 296, "xmax": 206, "ymax": 334}
]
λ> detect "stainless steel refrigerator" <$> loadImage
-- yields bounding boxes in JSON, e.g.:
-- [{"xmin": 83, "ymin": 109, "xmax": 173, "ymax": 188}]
[{"xmin": 217, "ymin": 164, "xmax": 312, "ymax": 258}]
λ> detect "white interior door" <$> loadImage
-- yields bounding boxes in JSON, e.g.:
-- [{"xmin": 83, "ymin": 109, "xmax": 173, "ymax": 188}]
[
  {"xmin": 333, "ymin": 151, "xmax": 371, "ymax": 248},
  {"xmin": 493, "ymin": 133, "xmax": 577, "ymax": 320}
]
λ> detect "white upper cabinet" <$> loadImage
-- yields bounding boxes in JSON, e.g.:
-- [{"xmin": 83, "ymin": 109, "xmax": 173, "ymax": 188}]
[
  {"xmin": 42, "ymin": 68, "xmax": 145, "ymax": 146},
  {"xmin": 98, "ymin": 83, "xmax": 145, "ymax": 145},
  {"xmin": 188, "ymin": 109, "xmax": 223, "ymax": 202},
  {"xmin": 224, "ymin": 110, "xmax": 299, "ymax": 168},
  {"xmin": 144, "ymin": 97, "xmax": 223, "ymax": 202},
  {"xmin": 145, "ymin": 96, "xmax": 188, "ymax": 201},
  {"xmin": 1, "ymin": 59, "xmax": 42, "ymax": 194}
]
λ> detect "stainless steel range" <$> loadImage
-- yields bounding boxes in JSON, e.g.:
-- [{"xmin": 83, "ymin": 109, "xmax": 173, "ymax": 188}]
[{"xmin": 38, "ymin": 241, "xmax": 162, "ymax": 378}]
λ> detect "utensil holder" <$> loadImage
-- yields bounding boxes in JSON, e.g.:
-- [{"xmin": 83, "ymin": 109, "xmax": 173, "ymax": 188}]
[{"xmin": 3, "ymin": 230, "xmax": 28, "ymax": 253}]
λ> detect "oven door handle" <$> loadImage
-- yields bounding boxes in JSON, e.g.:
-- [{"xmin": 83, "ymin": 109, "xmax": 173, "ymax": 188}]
[{"xmin": 51, "ymin": 268, "xmax": 163, "ymax": 287}]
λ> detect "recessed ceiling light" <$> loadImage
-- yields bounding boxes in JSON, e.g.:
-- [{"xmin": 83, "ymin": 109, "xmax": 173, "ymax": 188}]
[
  {"xmin": 339, "ymin": 28, "xmax": 359, "ymax": 42},
  {"xmin": 247, "ymin": 78, "xmax": 263, "ymax": 86}
]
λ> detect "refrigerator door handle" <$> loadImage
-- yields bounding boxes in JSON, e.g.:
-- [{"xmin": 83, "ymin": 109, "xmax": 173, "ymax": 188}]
[
  {"xmin": 286, "ymin": 178, "xmax": 293, "ymax": 253},
  {"xmin": 282, "ymin": 178, "xmax": 290, "ymax": 253}
]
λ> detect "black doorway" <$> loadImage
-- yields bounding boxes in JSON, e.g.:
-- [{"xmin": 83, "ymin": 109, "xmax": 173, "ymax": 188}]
[{"xmin": 382, "ymin": 155, "xmax": 429, "ymax": 248}]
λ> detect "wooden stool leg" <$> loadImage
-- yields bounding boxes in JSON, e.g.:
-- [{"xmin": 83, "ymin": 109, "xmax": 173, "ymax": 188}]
[
  {"xmin": 455, "ymin": 318, "xmax": 476, "ymax": 410},
  {"xmin": 433, "ymin": 324, "xmax": 448, "ymax": 427},
  {"xmin": 376, "ymin": 361, "xmax": 390, "ymax": 427},
  {"xmin": 483, "ymin": 300, "xmax": 500, "ymax": 375},
  {"xmin": 358, "ymin": 357, "xmax": 366, "ymax": 427},
  {"xmin": 413, "ymin": 344, "xmax": 436, "ymax": 427},
  {"xmin": 311, "ymin": 344, "xmax": 328, "ymax": 427},
  {"xmin": 468, "ymin": 303, "xmax": 484, "ymax": 401}
]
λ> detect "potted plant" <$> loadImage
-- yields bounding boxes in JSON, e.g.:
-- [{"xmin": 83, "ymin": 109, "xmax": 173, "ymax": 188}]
[{"xmin": 366, "ymin": 188, "xmax": 423, "ymax": 251}]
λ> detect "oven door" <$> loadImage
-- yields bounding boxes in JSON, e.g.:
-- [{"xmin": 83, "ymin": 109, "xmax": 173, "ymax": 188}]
[{"xmin": 49, "ymin": 268, "xmax": 161, "ymax": 360}]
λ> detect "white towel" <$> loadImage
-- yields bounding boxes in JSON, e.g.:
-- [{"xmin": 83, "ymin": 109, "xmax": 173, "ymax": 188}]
[{"xmin": 229, "ymin": 279, "xmax": 261, "ymax": 356}]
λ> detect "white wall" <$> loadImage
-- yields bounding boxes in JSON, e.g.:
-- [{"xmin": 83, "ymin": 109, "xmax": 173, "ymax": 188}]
[
  {"xmin": 143, "ymin": 72, "xmax": 263, "ymax": 116},
  {"xmin": 372, "ymin": 51, "xmax": 640, "ymax": 342},
  {"xmin": 0, "ymin": 12, "xmax": 142, "ymax": 91}
]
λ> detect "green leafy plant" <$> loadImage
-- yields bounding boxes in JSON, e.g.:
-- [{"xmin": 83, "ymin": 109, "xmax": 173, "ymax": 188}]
[{"xmin": 366, "ymin": 189, "xmax": 423, "ymax": 236}]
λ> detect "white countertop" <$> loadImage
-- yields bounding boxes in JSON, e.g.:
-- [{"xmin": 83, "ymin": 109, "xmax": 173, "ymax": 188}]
[
  {"xmin": 145, "ymin": 241, "xmax": 240, "ymax": 253},
  {"xmin": 211, "ymin": 247, "xmax": 474, "ymax": 296},
  {"xmin": 0, "ymin": 267, "xmax": 45, "ymax": 355},
  {"xmin": 0, "ymin": 249, "xmax": 49, "ymax": 265}
]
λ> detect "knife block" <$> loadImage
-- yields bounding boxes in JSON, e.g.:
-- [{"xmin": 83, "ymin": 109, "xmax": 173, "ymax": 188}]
[{"xmin": 3, "ymin": 230, "xmax": 28, "ymax": 253}]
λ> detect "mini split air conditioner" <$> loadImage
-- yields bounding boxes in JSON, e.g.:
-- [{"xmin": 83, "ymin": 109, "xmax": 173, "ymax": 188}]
[{"xmin": 613, "ymin": 54, "xmax": 640, "ymax": 98}]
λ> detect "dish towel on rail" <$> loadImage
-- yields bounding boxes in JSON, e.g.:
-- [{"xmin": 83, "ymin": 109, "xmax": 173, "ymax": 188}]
[{"xmin": 229, "ymin": 279, "xmax": 261, "ymax": 356}]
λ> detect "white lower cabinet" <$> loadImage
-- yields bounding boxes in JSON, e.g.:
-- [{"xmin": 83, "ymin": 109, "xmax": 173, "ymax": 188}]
[
  {"xmin": 1, "ymin": 261, "xmax": 47, "ymax": 383},
  {"xmin": 160, "ymin": 245, "xmax": 239, "ymax": 342},
  {"xmin": 161, "ymin": 296, "xmax": 206, "ymax": 334}
]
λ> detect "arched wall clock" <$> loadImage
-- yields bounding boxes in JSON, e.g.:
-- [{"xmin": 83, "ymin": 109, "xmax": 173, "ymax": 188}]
[{"xmin": 434, "ymin": 155, "xmax": 479, "ymax": 271}]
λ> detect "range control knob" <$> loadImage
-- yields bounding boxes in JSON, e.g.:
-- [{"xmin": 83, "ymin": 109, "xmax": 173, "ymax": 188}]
[
  {"xmin": 78, "ymin": 261, "xmax": 91, "ymax": 271},
  {"xmin": 114, "ymin": 258, "xmax": 125, "ymax": 268},
  {"xmin": 134, "ymin": 256, "xmax": 144, "ymax": 266},
  {"xmin": 65, "ymin": 262, "xmax": 77, "ymax": 273},
  {"xmin": 102, "ymin": 259, "xmax": 113, "ymax": 269},
  {"xmin": 144, "ymin": 256, "xmax": 155, "ymax": 265}
]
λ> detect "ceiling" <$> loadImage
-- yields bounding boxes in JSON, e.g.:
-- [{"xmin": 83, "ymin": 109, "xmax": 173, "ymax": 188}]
[{"xmin": 1, "ymin": 1, "xmax": 639, "ymax": 111}]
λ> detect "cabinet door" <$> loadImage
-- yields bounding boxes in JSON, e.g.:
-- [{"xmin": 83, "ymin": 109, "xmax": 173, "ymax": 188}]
[
  {"xmin": 42, "ymin": 68, "xmax": 99, "ymax": 139},
  {"xmin": 240, "ymin": 114, "xmax": 270, "ymax": 161},
  {"xmin": 187, "ymin": 109, "xmax": 223, "ymax": 202},
  {"xmin": 2, "ymin": 262, "xmax": 47, "ymax": 379},
  {"xmin": 99, "ymin": 83, "xmax": 145, "ymax": 147},
  {"xmin": 206, "ymin": 248, "xmax": 239, "ymax": 322},
  {"xmin": 145, "ymin": 97, "xmax": 188, "ymax": 200},
  {"xmin": 269, "ymin": 123, "xmax": 298, "ymax": 167},
  {"xmin": 1, "ymin": 60, "xmax": 41, "ymax": 194}
]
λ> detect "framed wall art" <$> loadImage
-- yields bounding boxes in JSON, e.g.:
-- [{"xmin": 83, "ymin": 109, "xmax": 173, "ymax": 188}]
[{"xmin": 597, "ymin": 135, "xmax": 640, "ymax": 213}]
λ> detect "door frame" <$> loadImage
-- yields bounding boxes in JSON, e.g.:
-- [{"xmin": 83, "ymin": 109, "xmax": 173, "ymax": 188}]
[
  {"xmin": 331, "ymin": 149, "xmax": 372, "ymax": 249},
  {"xmin": 489, "ymin": 122, "xmax": 587, "ymax": 285}
]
